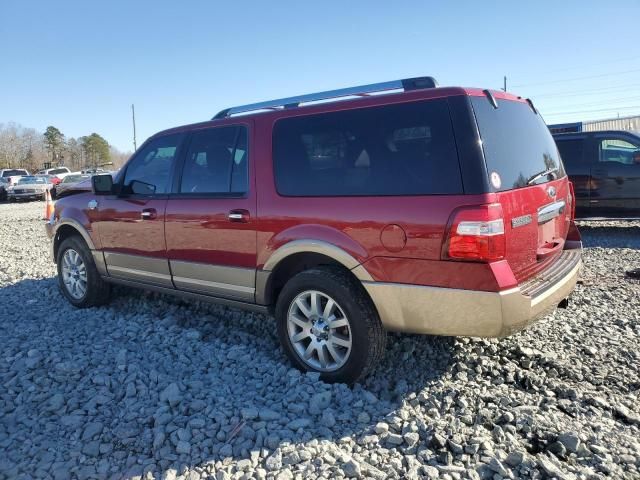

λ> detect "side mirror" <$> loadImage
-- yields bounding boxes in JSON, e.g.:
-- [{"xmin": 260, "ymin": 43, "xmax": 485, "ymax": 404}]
[
  {"xmin": 130, "ymin": 179, "xmax": 156, "ymax": 195},
  {"xmin": 92, "ymin": 174, "xmax": 113, "ymax": 195}
]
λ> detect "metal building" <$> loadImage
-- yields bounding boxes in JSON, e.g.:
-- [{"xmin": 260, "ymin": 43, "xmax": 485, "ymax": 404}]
[{"xmin": 549, "ymin": 114, "xmax": 640, "ymax": 134}]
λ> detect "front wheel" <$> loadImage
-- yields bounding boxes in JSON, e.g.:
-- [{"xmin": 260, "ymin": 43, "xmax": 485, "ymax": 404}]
[
  {"xmin": 275, "ymin": 267, "xmax": 386, "ymax": 384},
  {"xmin": 57, "ymin": 236, "xmax": 111, "ymax": 308}
]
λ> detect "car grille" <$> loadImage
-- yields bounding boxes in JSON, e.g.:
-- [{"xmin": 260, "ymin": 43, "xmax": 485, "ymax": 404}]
[{"xmin": 14, "ymin": 189, "xmax": 37, "ymax": 194}]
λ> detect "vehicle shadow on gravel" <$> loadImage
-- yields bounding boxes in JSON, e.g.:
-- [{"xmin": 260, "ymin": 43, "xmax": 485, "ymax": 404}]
[{"xmin": 1, "ymin": 277, "xmax": 459, "ymax": 479}]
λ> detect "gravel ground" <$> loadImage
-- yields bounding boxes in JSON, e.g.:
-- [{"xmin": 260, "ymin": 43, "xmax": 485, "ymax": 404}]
[{"xmin": 0, "ymin": 201, "xmax": 639, "ymax": 480}]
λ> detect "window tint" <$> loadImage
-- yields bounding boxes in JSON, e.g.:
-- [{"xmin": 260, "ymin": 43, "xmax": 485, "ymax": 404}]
[
  {"xmin": 179, "ymin": 126, "xmax": 248, "ymax": 194},
  {"xmin": 599, "ymin": 138, "xmax": 640, "ymax": 165},
  {"xmin": 123, "ymin": 133, "xmax": 184, "ymax": 194},
  {"xmin": 471, "ymin": 97, "xmax": 566, "ymax": 191},
  {"xmin": 50, "ymin": 168, "xmax": 69, "ymax": 175},
  {"xmin": 2, "ymin": 169, "xmax": 28, "ymax": 177},
  {"xmin": 273, "ymin": 99, "xmax": 462, "ymax": 196},
  {"xmin": 556, "ymin": 139, "xmax": 585, "ymax": 167}
]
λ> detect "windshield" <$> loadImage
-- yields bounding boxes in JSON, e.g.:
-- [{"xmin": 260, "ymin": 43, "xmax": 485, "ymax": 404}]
[
  {"xmin": 18, "ymin": 177, "xmax": 47, "ymax": 185},
  {"xmin": 471, "ymin": 97, "xmax": 566, "ymax": 191}
]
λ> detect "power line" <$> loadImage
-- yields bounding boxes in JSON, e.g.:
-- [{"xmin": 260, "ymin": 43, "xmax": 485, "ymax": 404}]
[
  {"xmin": 532, "ymin": 83, "xmax": 640, "ymax": 99},
  {"xmin": 528, "ymin": 55, "xmax": 640, "ymax": 76},
  {"xmin": 540, "ymin": 95, "xmax": 640, "ymax": 111},
  {"xmin": 512, "ymin": 68, "xmax": 640, "ymax": 88},
  {"xmin": 542, "ymin": 105, "xmax": 640, "ymax": 116}
]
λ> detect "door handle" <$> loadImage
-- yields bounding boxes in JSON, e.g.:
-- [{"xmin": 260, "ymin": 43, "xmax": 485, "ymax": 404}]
[
  {"xmin": 141, "ymin": 208, "xmax": 157, "ymax": 220},
  {"xmin": 228, "ymin": 209, "xmax": 250, "ymax": 223}
]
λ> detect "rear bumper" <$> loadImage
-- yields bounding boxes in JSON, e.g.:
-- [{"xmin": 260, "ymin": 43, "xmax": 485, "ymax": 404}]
[{"xmin": 363, "ymin": 246, "xmax": 582, "ymax": 337}]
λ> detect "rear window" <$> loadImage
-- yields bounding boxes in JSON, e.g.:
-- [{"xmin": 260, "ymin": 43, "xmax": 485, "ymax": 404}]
[
  {"xmin": 50, "ymin": 168, "xmax": 69, "ymax": 175},
  {"xmin": 2, "ymin": 169, "xmax": 28, "ymax": 177},
  {"xmin": 273, "ymin": 99, "xmax": 462, "ymax": 196},
  {"xmin": 471, "ymin": 97, "xmax": 565, "ymax": 191}
]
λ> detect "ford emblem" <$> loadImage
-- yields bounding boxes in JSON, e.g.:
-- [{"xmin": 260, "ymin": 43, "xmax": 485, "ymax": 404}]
[{"xmin": 547, "ymin": 186, "xmax": 556, "ymax": 199}]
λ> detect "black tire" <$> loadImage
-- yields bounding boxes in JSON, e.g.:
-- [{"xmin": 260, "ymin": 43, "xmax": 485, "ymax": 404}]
[
  {"xmin": 275, "ymin": 267, "xmax": 386, "ymax": 384},
  {"xmin": 56, "ymin": 235, "xmax": 111, "ymax": 308}
]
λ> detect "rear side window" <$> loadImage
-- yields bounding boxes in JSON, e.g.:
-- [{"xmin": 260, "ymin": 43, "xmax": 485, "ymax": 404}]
[
  {"xmin": 556, "ymin": 139, "xmax": 586, "ymax": 167},
  {"xmin": 179, "ymin": 126, "xmax": 248, "ymax": 194},
  {"xmin": 273, "ymin": 99, "xmax": 462, "ymax": 196},
  {"xmin": 471, "ymin": 97, "xmax": 565, "ymax": 191}
]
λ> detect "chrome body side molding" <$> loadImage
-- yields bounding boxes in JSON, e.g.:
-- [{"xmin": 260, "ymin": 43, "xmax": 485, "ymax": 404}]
[
  {"xmin": 170, "ymin": 260, "xmax": 255, "ymax": 302},
  {"xmin": 103, "ymin": 252, "xmax": 173, "ymax": 288}
]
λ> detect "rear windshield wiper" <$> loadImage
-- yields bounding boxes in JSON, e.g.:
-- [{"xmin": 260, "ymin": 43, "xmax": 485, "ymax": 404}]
[{"xmin": 526, "ymin": 167, "xmax": 558, "ymax": 185}]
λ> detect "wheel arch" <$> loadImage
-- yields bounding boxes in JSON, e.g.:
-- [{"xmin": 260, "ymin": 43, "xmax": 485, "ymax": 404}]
[
  {"xmin": 53, "ymin": 220, "xmax": 96, "ymax": 260},
  {"xmin": 256, "ymin": 240, "xmax": 374, "ymax": 307}
]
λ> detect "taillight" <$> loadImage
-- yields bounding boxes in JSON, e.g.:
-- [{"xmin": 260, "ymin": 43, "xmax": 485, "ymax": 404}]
[
  {"xmin": 568, "ymin": 181, "xmax": 576, "ymax": 220},
  {"xmin": 443, "ymin": 204, "xmax": 506, "ymax": 262}
]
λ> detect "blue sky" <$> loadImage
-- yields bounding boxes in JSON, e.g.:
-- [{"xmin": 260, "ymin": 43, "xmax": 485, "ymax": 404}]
[{"xmin": 1, "ymin": 1, "xmax": 639, "ymax": 152}]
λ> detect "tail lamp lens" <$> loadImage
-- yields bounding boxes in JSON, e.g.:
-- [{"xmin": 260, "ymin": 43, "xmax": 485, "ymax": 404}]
[{"xmin": 445, "ymin": 204, "xmax": 506, "ymax": 262}]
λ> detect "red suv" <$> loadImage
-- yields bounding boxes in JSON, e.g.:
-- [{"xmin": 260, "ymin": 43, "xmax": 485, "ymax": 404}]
[{"xmin": 46, "ymin": 77, "xmax": 582, "ymax": 383}]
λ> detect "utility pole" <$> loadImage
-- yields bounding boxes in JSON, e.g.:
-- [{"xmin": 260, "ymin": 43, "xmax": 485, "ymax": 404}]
[
  {"xmin": 131, "ymin": 104, "xmax": 137, "ymax": 151},
  {"xmin": 503, "ymin": 76, "xmax": 507, "ymax": 92}
]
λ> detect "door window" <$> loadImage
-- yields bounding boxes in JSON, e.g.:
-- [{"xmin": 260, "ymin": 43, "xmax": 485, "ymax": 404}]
[
  {"xmin": 179, "ymin": 126, "xmax": 248, "ymax": 194},
  {"xmin": 599, "ymin": 138, "xmax": 640, "ymax": 165},
  {"xmin": 556, "ymin": 139, "xmax": 585, "ymax": 167},
  {"xmin": 123, "ymin": 133, "xmax": 184, "ymax": 194}
]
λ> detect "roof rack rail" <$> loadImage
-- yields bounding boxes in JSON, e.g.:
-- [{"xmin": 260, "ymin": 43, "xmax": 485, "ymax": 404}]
[{"xmin": 212, "ymin": 76, "xmax": 438, "ymax": 120}]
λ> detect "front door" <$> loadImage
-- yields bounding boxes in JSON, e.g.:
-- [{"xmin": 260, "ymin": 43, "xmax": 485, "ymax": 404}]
[
  {"xmin": 590, "ymin": 134, "xmax": 640, "ymax": 218},
  {"xmin": 165, "ymin": 124, "xmax": 257, "ymax": 302},
  {"xmin": 94, "ymin": 132, "xmax": 185, "ymax": 287}
]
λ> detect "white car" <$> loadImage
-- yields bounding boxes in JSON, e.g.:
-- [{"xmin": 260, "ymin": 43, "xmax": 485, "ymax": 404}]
[
  {"xmin": 0, "ymin": 168, "xmax": 30, "ymax": 186},
  {"xmin": 36, "ymin": 166, "xmax": 72, "ymax": 181},
  {"xmin": 7, "ymin": 176, "xmax": 53, "ymax": 202}
]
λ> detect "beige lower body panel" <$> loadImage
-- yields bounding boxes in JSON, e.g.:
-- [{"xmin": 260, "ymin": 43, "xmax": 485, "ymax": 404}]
[
  {"xmin": 103, "ymin": 252, "xmax": 173, "ymax": 288},
  {"xmin": 170, "ymin": 260, "xmax": 255, "ymax": 302},
  {"xmin": 363, "ymin": 260, "xmax": 581, "ymax": 338}
]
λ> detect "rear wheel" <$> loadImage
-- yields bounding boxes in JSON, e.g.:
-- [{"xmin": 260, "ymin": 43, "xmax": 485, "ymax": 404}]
[
  {"xmin": 275, "ymin": 267, "xmax": 386, "ymax": 384},
  {"xmin": 57, "ymin": 236, "xmax": 111, "ymax": 308}
]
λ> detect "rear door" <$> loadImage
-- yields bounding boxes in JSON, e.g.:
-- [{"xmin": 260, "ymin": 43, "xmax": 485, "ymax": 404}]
[
  {"xmin": 164, "ymin": 123, "xmax": 257, "ymax": 302},
  {"xmin": 471, "ymin": 95, "xmax": 571, "ymax": 282},
  {"xmin": 590, "ymin": 133, "xmax": 640, "ymax": 218},
  {"xmin": 555, "ymin": 135, "xmax": 591, "ymax": 218}
]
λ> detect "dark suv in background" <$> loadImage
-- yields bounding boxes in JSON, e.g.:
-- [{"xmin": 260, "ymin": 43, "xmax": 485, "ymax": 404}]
[{"xmin": 554, "ymin": 130, "xmax": 640, "ymax": 219}]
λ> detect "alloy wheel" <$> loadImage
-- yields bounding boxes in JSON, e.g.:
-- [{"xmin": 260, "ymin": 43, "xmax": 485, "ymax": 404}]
[
  {"xmin": 286, "ymin": 290, "xmax": 352, "ymax": 372},
  {"xmin": 61, "ymin": 248, "xmax": 88, "ymax": 300}
]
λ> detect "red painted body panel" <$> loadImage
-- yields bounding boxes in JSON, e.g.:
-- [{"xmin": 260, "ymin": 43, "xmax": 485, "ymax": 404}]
[
  {"xmin": 165, "ymin": 197, "xmax": 257, "ymax": 268},
  {"xmin": 496, "ymin": 177, "xmax": 571, "ymax": 281},
  {"xmin": 94, "ymin": 197, "xmax": 168, "ymax": 258}
]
